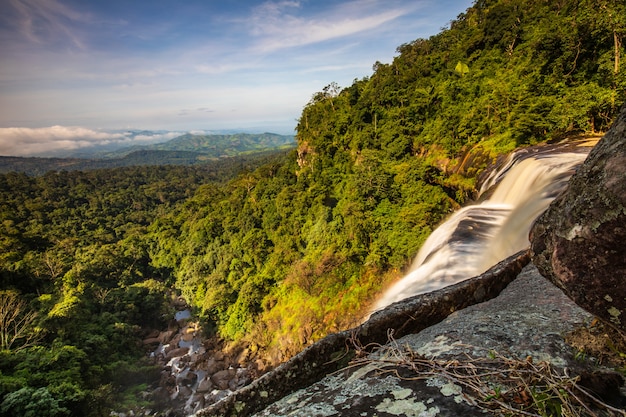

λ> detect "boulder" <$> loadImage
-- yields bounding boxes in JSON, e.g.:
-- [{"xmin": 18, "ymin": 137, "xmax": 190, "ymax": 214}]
[
  {"xmin": 142, "ymin": 337, "xmax": 161, "ymax": 346},
  {"xmin": 165, "ymin": 346, "xmax": 190, "ymax": 360},
  {"xmin": 158, "ymin": 330, "xmax": 176, "ymax": 344},
  {"xmin": 211, "ymin": 368, "xmax": 237, "ymax": 391},
  {"xmin": 203, "ymin": 358, "xmax": 225, "ymax": 375},
  {"xmin": 531, "ymin": 103, "xmax": 626, "ymax": 334},
  {"xmin": 197, "ymin": 376, "xmax": 214, "ymax": 393}
]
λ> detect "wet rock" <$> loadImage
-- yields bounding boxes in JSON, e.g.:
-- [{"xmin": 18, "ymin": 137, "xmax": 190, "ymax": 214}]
[
  {"xmin": 189, "ymin": 394, "xmax": 206, "ymax": 414},
  {"xmin": 176, "ymin": 369, "xmax": 197, "ymax": 387},
  {"xmin": 158, "ymin": 330, "xmax": 176, "ymax": 344},
  {"xmin": 160, "ymin": 372, "xmax": 176, "ymax": 390},
  {"xmin": 169, "ymin": 334, "xmax": 182, "ymax": 347},
  {"xmin": 197, "ymin": 377, "xmax": 214, "ymax": 393},
  {"xmin": 176, "ymin": 385, "xmax": 192, "ymax": 400},
  {"xmin": 211, "ymin": 369, "xmax": 237, "ymax": 391},
  {"xmin": 531, "ymin": 103, "xmax": 626, "ymax": 335},
  {"xmin": 181, "ymin": 331, "xmax": 195, "ymax": 342},
  {"xmin": 142, "ymin": 337, "xmax": 161, "ymax": 346},
  {"xmin": 165, "ymin": 347, "xmax": 189, "ymax": 360},
  {"xmin": 203, "ymin": 358, "xmax": 224, "ymax": 375}
]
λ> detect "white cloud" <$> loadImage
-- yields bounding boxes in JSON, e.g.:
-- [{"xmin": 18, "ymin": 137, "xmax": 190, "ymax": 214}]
[
  {"xmin": 7, "ymin": 0, "xmax": 90, "ymax": 49},
  {"xmin": 0, "ymin": 126, "xmax": 182, "ymax": 157},
  {"xmin": 247, "ymin": 0, "xmax": 408, "ymax": 53}
]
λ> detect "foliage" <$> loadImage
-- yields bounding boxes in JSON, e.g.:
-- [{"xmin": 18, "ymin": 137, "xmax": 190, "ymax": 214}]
[
  {"xmin": 0, "ymin": 164, "xmax": 234, "ymax": 416},
  {"xmin": 0, "ymin": 386, "xmax": 70, "ymax": 417},
  {"xmin": 139, "ymin": 132, "xmax": 295, "ymax": 155},
  {"xmin": 0, "ymin": 0, "xmax": 624, "ymax": 414},
  {"xmin": 0, "ymin": 147, "xmax": 293, "ymax": 176}
]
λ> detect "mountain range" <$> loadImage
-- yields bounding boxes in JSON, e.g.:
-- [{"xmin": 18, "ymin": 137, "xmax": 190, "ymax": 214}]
[{"xmin": 0, "ymin": 132, "xmax": 295, "ymax": 175}]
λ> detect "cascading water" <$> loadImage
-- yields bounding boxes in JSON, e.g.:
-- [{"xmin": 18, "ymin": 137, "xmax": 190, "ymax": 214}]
[{"xmin": 373, "ymin": 140, "xmax": 597, "ymax": 311}]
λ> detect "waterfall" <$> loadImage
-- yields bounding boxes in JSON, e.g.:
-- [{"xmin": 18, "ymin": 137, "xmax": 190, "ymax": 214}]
[{"xmin": 373, "ymin": 140, "xmax": 596, "ymax": 311}]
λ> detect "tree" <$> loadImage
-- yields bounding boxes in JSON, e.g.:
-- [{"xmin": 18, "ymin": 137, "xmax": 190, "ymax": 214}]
[
  {"xmin": 0, "ymin": 291, "xmax": 41, "ymax": 351},
  {"xmin": 0, "ymin": 387, "xmax": 69, "ymax": 417}
]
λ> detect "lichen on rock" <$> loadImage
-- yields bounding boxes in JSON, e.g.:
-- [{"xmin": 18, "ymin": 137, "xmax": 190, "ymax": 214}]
[{"xmin": 531, "ymin": 103, "xmax": 626, "ymax": 335}]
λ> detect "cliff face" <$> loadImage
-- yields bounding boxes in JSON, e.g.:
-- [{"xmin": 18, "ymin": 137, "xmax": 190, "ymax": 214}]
[{"xmin": 195, "ymin": 106, "xmax": 626, "ymax": 417}]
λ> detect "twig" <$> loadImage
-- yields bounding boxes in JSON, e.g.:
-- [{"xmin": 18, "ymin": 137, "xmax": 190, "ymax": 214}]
[{"xmin": 345, "ymin": 333, "xmax": 625, "ymax": 417}]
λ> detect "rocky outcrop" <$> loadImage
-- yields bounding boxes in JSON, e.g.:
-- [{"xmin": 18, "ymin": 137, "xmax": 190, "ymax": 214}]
[
  {"xmin": 196, "ymin": 250, "xmax": 530, "ymax": 416},
  {"xmin": 197, "ymin": 255, "xmax": 625, "ymax": 417},
  {"xmin": 251, "ymin": 264, "xmax": 623, "ymax": 416},
  {"xmin": 531, "ymin": 104, "xmax": 626, "ymax": 335}
]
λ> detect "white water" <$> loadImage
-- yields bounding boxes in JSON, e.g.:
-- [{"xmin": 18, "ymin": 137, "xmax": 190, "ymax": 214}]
[{"xmin": 373, "ymin": 143, "xmax": 593, "ymax": 311}]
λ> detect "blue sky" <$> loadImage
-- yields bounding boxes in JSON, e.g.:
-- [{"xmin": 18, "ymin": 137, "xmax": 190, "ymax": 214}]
[{"xmin": 0, "ymin": 0, "xmax": 474, "ymax": 156}]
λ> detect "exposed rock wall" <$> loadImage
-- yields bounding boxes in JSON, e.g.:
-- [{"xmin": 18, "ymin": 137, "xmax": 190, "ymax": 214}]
[{"xmin": 531, "ymin": 103, "xmax": 626, "ymax": 334}]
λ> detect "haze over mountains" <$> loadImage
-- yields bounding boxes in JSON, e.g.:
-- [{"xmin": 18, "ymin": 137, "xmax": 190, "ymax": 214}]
[{"xmin": 0, "ymin": 131, "xmax": 295, "ymax": 175}]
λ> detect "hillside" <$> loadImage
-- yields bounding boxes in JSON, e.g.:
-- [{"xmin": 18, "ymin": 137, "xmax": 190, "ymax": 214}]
[
  {"xmin": 0, "ymin": 132, "xmax": 295, "ymax": 175},
  {"xmin": 0, "ymin": 0, "xmax": 624, "ymax": 416},
  {"xmin": 107, "ymin": 132, "xmax": 295, "ymax": 158},
  {"xmin": 148, "ymin": 133, "xmax": 294, "ymax": 155}
]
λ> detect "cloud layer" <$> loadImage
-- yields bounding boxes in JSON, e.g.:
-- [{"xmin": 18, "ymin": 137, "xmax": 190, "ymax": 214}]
[{"xmin": 0, "ymin": 126, "xmax": 181, "ymax": 157}]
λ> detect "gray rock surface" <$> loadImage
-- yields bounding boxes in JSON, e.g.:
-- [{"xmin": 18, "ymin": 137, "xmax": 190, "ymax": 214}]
[
  {"xmin": 250, "ymin": 264, "xmax": 609, "ymax": 416},
  {"xmin": 531, "ymin": 103, "xmax": 626, "ymax": 334},
  {"xmin": 196, "ymin": 251, "xmax": 530, "ymax": 417}
]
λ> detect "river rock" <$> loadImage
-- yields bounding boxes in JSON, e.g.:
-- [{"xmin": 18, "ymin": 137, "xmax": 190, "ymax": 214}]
[
  {"xmin": 197, "ymin": 376, "xmax": 214, "ymax": 393},
  {"xmin": 158, "ymin": 330, "xmax": 176, "ymax": 344},
  {"xmin": 202, "ymin": 358, "xmax": 224, "ymax": 375},
  {"xmin": 142, "ymin": 336, "xmax": 161, "ymax": 346},
  {"xmin": 176, "ymin": 369, "xmax": 197, "ymax": 387},
  {"xmin": 211, "ymin": 368, "xmax": 237, "ymax": 391},
  {"xmin": 166, "ymin": 346, "xmax": 189, "ymax": 360},
  {"xmin": 531, "ymin": 103, "xmax": 626, "ymax": 334}
]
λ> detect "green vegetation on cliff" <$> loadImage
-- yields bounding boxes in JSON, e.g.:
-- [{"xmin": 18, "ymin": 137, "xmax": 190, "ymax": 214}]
[
  {"xmin": 163, "ymin": 0, "xmax": 625, "ymax": 358},
  {"xmin": 0, "ymin": 0, "xmax": 624, "ymax": 415}
]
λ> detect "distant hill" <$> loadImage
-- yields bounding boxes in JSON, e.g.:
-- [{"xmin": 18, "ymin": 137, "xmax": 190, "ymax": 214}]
[
  {"xmin": 0, "ymin": 133, "xmax": 295, "ymax": 175},
  {"xmin": 107, "ymin": 132, "xmax": 295, "ymax": 158}
]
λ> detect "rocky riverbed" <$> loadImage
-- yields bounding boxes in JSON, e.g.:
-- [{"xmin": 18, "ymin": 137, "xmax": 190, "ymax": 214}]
[{"xmin": 138, "ymin": 298, "xmax": 262, "ymax": 416}]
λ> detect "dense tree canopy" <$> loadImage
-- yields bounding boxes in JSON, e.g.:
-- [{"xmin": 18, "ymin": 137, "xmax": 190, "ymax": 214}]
[{"xmin": 0, "ymin": 0, "xmax": 624, "ymax": 415}]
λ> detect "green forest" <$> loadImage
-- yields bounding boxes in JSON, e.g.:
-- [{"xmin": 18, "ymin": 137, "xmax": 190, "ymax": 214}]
[{"xmin": 1, "ymin": 0, "xmax": 624, "ymax": 415}]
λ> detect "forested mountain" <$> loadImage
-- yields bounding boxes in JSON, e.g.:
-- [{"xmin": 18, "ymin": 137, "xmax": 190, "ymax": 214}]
[
  {"xmin": 138, "ymin": 132, "xmax": 294, "ymax": 154},
  {"xmin": 0, "ymin": 0, "xmax": 624, "ymax": 416},
  {"xmin": 0, "ymin": 149, "xmax": 293, "ymax": 176},
  {"xmin": 106, "ymin": 132, "xmax": 295, "ymax": 158},
  {"xmin": 0, "ymin": 133, "xmax": 295, "ymax": 175}
]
